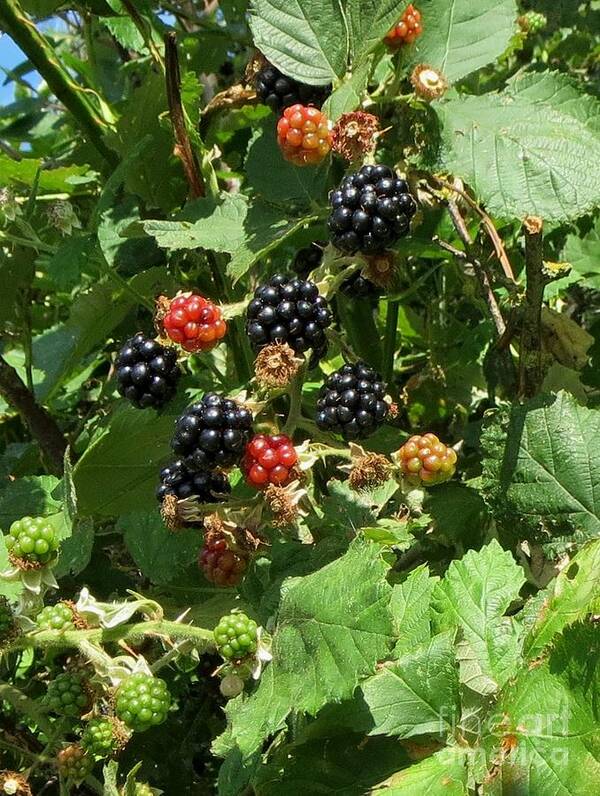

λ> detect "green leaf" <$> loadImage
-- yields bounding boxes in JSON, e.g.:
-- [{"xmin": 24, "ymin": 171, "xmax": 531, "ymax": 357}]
[
  {"xmin": 45, "ymin": 235, "xmax": 97, "ymax": 291},
  {"xmin": 372, "ymin": 747, "xmax": 469, "ymax": 795},
  {"xmin": 436, "ymin": 71, "xmax": 600, "ymax": 221},
  {"xmin": 322, "ymin": 57, "xmax": 373, "ymax": 120},
  {"xmin": 215, "ymin": 539, "xmax": 394, "ymax": 758},
  {"xmin": 432, "ymin": 540, "xmax": 525, "ymax": 692},
  {"xmin": 390, "ymin": 565, "xmax": 437, "ymax": 656},
  {"xmin": 119, "ymin": 512, "xmax": 198, "ymax": 585},
  {"xmin": 345, "ymin": 2, "xmax": 406, "ymax": 65},
  {"xmin": 490, "ymin": 622, "xmax": 600, "ymax": 795},
  {"xmin": 0, "ymin": 475, "xmax": 62, "ymax": 526},
  {"xmin": 73, "ymin": 403, "xmax": 175, "ymax": 517},
  {"xmin": 482, "ymin": 391, "xmax": 600, "ymax": 545},
  {"xmin": 563, "ymin": 217, "xmax": 600, "ymax": 289},
  {"xmin": 362, "ymin": 631, "xmax": 460, "ymax": 738},
  {"xmin": 0, "ymin": 153, "xmax": 93, "ymax": 194},
  {"xmin": 524, "ymin": 540, "xmax": 600, "ymax": 659},
  {"xmin": 405, "ymin": 0, "xmax": 517, "ymax": 82},
  {"xmin": 249, "ymin": 0, "xmax": 348, "ymax": 84}
]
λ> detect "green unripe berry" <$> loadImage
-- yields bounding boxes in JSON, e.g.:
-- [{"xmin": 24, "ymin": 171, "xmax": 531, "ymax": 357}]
[
  {"xmin": 81, "ymin": 717, "xmax": 123, "ymax": 758},
  {"xmin": 4, "ymin": 516, "xmax": 59, "ymax": 565},
  {"xmin": 214, "ymin": 612, "xmax": 258, "ymax": 661},
  {"xmin": 43, "ymin": 672, "xmax": 90, "ymax": 717},
  {"xmin": 56, "ymin": 744, "xmax": 94, "ymax": 782},
  {"xmin": 36, "ymin": 602, "xmax": 76, "ymax": 632},
  {"xmin": 115, "ymin": 673, "xmax": 172, "ymax": 732},
  {"xmin": 133, "ymin": 784, "xmax": 154, "ymax": 796},
  {"xmin": 518, "ymin": 11, "xmax": 547, "ymax": 34}
]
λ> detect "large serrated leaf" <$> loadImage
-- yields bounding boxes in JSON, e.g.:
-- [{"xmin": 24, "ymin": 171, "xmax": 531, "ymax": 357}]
[
  {"xmin": 406, "ymin": 0, "xmax": 517, "ymax": 82},
  {"xmin": 249, "ymin": 0, "xmax": 348, "ymax": 84},
  {"xmin": 481, "ymin": 391, "xmax": 600, "ymax": 544},
  {"xmin": 432, "ymin": 540, "xmax": 525, "ymax": 692},
  {"xmin": 372, "ymin": 747, "xmax": 469, "ymax": 795},
  {"xmin": 214, "ymin": 539, "xmax": 394, "ymax": 758},
  {"xmin": 436, "ymin": 71, "xmax": 600, "ymax": 221},
  {"xmin": 362, "ymin": 631, "xmax": 460, "ymax": 738},
  {"xmin": 345, "ymin": 1, "xmax": 406, "ymax": 65},
  {"xmin": 390, "ymin": 565, "xmax": 437, "ymax": 656}
]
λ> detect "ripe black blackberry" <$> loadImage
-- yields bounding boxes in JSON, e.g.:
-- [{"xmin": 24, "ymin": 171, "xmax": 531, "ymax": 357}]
[
  {"xmin": 328, "ymin": 164, "xmax": 417, "ymax": 254},
  {"xmin": 255, "ymin": 62, "xmax": 330, "ymax": 112},
  {"xmin": 316, "ymin": 361, "xmax": 388, "ymax": 440},
  {"xmin": 246, "ymin": 274, "xmax": 332, "ymax": 364},
  {"xmin": 156, "ymin": 459, "xmax": 231, "ymax": 502},
  {"xmin": 341, "ymin": 270, "xmax": 381, "ymax": 299},
  {"xmin": 293, "ymin": 243, "xmax": 379, "ymax": 298},
  {"xmin": 115, "ymin": 333, "xmax": 180, "ymax": 409},
  {"xmin": 171, "ymin": 393, "xmax": 253, "ymax": 471}
]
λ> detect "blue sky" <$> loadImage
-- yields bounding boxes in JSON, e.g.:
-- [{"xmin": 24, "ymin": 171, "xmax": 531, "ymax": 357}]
[{"xmin": 0, "ymin": 34, "xmax": 37, "ymax": 105}]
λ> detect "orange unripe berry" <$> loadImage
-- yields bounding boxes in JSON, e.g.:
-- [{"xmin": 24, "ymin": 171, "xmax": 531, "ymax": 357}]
[
  {"xmin": 277, "ymin": 104, "xmax": 332, "ymax": 166},
  {"xmin": 396, "ymin": 433, "xmax": 456, "ymax": 486},
  {"xmin": 385, "ymin": 4, "xmax": 423, "ymax": 47}
]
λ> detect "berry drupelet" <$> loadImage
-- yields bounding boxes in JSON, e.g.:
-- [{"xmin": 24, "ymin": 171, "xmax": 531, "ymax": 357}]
[
  {"xmin": 255, "ymin": 62, "xmax": 331, "ymax": 112},
  {"xmin": 246, "ymin": 274, "xmax": 332, "ymax": 364},
  {"xmin": 396, "ymin": 433, "xmax": 457, "ymax": 485},
  {"xmin": 243, "ymin": 434, "xmax": 298, "ymax": 489},
  {"xmin": 115, "ymin": 333, "xmax": 180, "ymax": 410},
  {"xmin": 385, "ymin": 4, "xmax": 423, "ymax": 47},
  {"xmin": 156, "ymin": 460, "xmax": 231, "ymax": 503},
  {"xmin": 316, "ymin": 361, "xmax": 389, "ymax": 440},
  {"xmin": 277, "ymin": 104, "xmax": 332, "ymax": 166},
  {"xmin": 162, "ymin": 293, "xmax": 227, "ymax": 353},
  {"xmin": 328, "ymin": 164, "xmax": 417, "ymax": 254},
  {"xmin": 171, "ymin": 393, "xmax": 253, "ymax": 472}
]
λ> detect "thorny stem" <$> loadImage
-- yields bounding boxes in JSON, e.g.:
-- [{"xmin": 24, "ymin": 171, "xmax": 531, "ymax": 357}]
[
  {"xmin": 283, "ymin": 362, "xmax": 307, "ymax": 435},
  {"xmin": 382, "ymin": 300, "xmax": 400, "ymax": 386},
  {"xmin": 518, "ymin": 216, "xmax": 547, "ymax": 398}
]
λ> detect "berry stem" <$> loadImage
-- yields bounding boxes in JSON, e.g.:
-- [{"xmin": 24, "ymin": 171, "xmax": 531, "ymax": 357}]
[
  {"xmin": 282, "ymin": 362, "xmax": 307, "ymax": 435},
  {"xmin": 382, "ymin": 299, "xmax": 399, "ymax": 386}
]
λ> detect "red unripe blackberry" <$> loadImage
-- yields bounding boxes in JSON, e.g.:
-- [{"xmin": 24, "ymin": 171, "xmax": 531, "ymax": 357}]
[
  {"xmin": 243, "ymin": 434, "xmax": 298, "ymax": 489},
  {"xmin": 115, "ymin": 333, "xmax": 180, "ymax": 410},
  {"xmin": 199, "ymin": 528, "xmax": 247, "ymax": 587},
  {"xmin": 385, "ymin": 4, "xmax": 423, "ymax": 46},
  {"xmin": 397, "ymin": 433, "xmax": 457, "ymax": 485},
  {"xmin": 328, "ymin": 164, "xmax": 417, "ymax": 254},
  {"xmin": 254, "ymin": 62, "xmax": 331, "ymax": 112},
  {"xmin": 277, "ymin": 104, "xmax": 332, "ymax": 166},
  {"xmin": 162, "ymin": 293, "xmax": 227, "ymax": 353}
]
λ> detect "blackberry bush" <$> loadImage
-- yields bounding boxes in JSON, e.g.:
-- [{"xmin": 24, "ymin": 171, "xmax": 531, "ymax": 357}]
[
  {"xmin": 246, "ymin": 274, "xmax": 332, "ymax": 363},
  {"xmin": 316, "ymin": 362, "xmax": 389, "ymax": 440},
  {"xmin": 115, "ymin": 333, "xmax": 180, "ymax": 410},
  {"xmin": 396, "ymin": 433, "xmax": 457, "ymax": 485},
  {"xmin": 56, "ymin": 745, "xmax": 94, "ymax": 782},
  {"xmin": 214, "ymin": 612, "xmax": 258, "ymax": 661},
  {"xmin": 171, "ymin": 393, "xmax": 253, "ymax": 471},
  {"xmin": 243, "ymin": 434, "xmax": 298, "ymax": 488},
  {"xmin": 4, "ymin": 516, "xmax": 59, "ymax": 566},
  {"xmin": 43, "ymin": 672, "xmax": 90, "ymax": 717},
  {"xmin": 156, "ymin": 460, "xmax": 231, "ymax": 503},
  {"xmin": 328, "ymin": 164, "xmax": 417, "ymax": 254},
  {"xmin": 254, "ymin": 62, "xmax": 330, "ymax": 112},
  {"xmin": 161, "ymin": 293, "xmax": 227, "ymax": 353},
  {"xmin": 115, "ymin": 673, "xmax": 172, "ymax": 732},
  {"xmin": 36, "ymin": 602, "xmax": 76, "ymax": 632}
]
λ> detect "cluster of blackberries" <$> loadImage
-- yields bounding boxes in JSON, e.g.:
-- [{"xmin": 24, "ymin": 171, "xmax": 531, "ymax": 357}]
[
  {"xmin": 246, "ymin": 274, "xmax": 332, "ymax": 364},
  {"xmin": 171, "ymin": 393, "xmax": 253, "ymax": 472},
  {"xmin": 329, "ymin": 164, "xmax": 416, "ymax": 254},
  {"xmin": 255, "ymin": 63, "xmax": 330, "ymax": 112},
  {"xmin": 156, "ymin": 459, "xmax": 231, "ymax": 503},
  {"xmin": 316, "ymin": 361, "xmax": 388, "ymax": 440},
  {"xmin": 116, "ymin": 333, "xmax": 180, "ymax": 410},
  {"xmin": 293, "ymin": 243, "xmax": 380, "ymax": 299}
]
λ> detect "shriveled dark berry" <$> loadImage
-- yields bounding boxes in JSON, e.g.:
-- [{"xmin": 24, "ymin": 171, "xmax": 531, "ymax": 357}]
[
  {"xmin": 246, "ymin": 274, "xmax": 332, "ymax": 365},
  {"xmin": 255, "ymin": 62, "xmax": 330, "ymax": 112},
  {"xmin": 171, "ymin": 393, "xmax": 253, "ymax": 472},
  {"xmin": 156, "ymin": 459, "xmax": 231, "ymax": 503},
  {"xmin": 115, "ymin": 333, "xmax": 180, "ymax": 410},
  {"xmin": 328, "ymin": 165, "xmax": 417, "ymax": 254},
  {"xmin": 293, "ymin": 242, "xmax": 325, "ymax": 279},
  {"xmin": 316, "ymin": 361, "xmax": 389, "ymax": 440}
]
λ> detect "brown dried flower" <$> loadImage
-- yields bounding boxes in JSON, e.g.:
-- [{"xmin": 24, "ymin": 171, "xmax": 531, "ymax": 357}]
[
  {"xmin": 348, "ymin": 453, "xmax": 393, "ymax": 492},
  {"xmin": 254, "ymin": 342, "xmax": 303, "ymax": 390},
  {"xmin": 264, "ymin": 483, "xmax": 304, "ymax": 527},
  {"xmin": 363, "ymin": 252, "xmax": 397, "ymax": 288},
  {"xmin": 410, "ymin": 65, "xmax": 448, "ymax": 101},
  {"xmin": 331, "ymin": 112, "xmax": 380, "ymax": 161},
  {"xmin": 160, "ymin": 493, "xmax": 182, "ymax": 532},
  {"xmin": 0, "ymin": 771, "xmax": 32, "ymax": 796}
]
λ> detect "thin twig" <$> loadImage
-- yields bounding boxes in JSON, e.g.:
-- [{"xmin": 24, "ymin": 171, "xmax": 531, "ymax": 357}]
[
  {"xmin": 0, "ymin": 354, "xmax": 67, "ymax": 474},
  {"xmin": 518, "ymin": 216, "xmax": 547, "ymax": 398},
  {"xmin": 164, "ymin": 32, "xmax": 205, "ymax": 199}
]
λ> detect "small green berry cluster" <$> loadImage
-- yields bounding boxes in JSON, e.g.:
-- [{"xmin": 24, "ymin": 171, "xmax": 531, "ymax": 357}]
[
  {"xmin": 81, "ymin": 716, "xmax": 123, "ymax": 758},
  {"xmin": 36, "ymin": 602, "xmax": 76, "ymax": 632},
  {"xmin": 4, "ymin": 516, "xmax": 59, "ymax": 565},
  {"xmin": 56, "ymin": 744, "xmax": 94, "ymax": 782},
  {"xmin": 214, "ymin": 612, "xmax": 258, "ymax": 661},
  {"xmin": 519, "ymin": 11, "xmax": 547, "ymax": 34},
  {"xmin": 43, "ymin": 672, "xmax": 89, "ymax": 717},
  {"xmin": 115, "ymin": 673, "xmax": 172, "ymax": 732}
]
